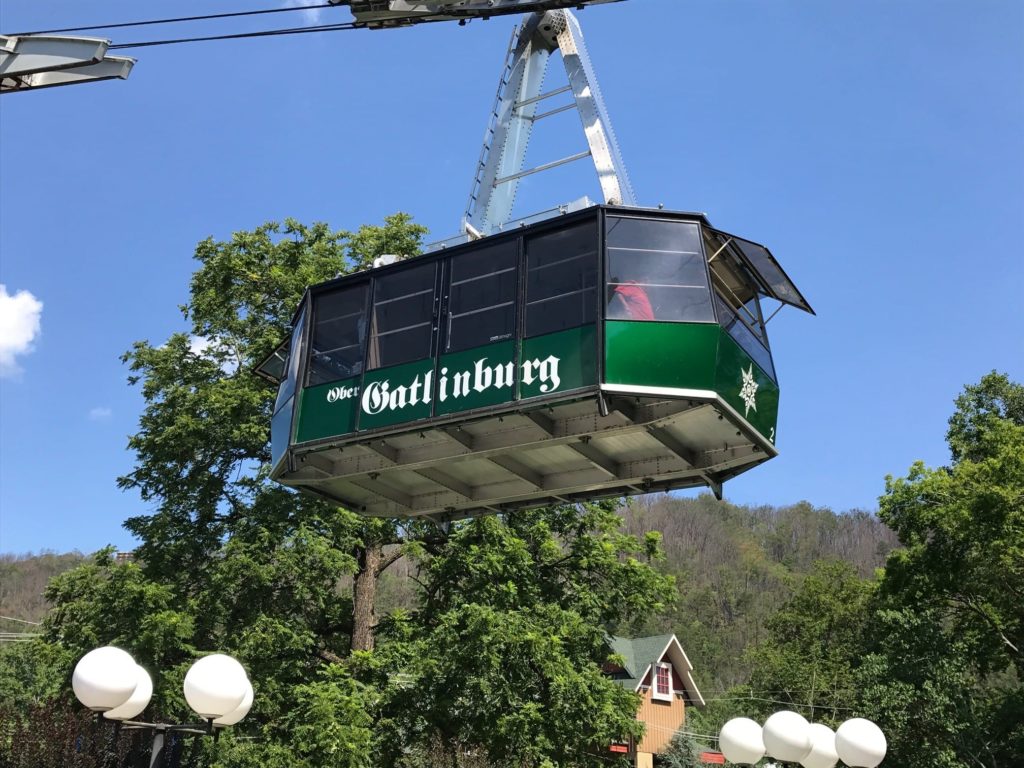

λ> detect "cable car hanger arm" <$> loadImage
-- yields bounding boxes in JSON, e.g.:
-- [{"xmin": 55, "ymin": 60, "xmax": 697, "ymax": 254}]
[{"xmin": 330, "ymin": 0, "xmax": 627, "ymax": 28}]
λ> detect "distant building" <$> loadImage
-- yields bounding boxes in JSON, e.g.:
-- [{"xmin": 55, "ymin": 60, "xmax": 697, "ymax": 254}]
[
  {"xmin": 114, "ymin": 552, "xmax": 136, "ymax": 564},
  {"xmin": 605, "ymin": 634, "xmax": 705, "ymax": 767}
]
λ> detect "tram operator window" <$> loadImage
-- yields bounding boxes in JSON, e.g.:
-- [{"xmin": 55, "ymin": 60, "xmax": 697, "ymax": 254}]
[
  {"xmin": 446, "ymin": 240, "xmax": 517, "ymax": 353},
  {"xmin": 605, "ymin": 217, "xmax": 714, "ymax": 323},
  {"xmin": 308, "ymin": 283, "xmax": 369, "ymax": 386},
  {"xmin": 703, "ymin": 228, "xmax": 776, "ymax": 380},
  {"xmin": 367, "ymin": 262, "xmax": 437, "ymax": 370},
  {"xmin": 524, "ymin": 220, "xmax": 598, "ymax": 338}
]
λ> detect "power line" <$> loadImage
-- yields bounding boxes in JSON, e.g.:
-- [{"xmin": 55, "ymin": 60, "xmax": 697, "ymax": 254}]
[
  {"xmin": 13, "ymin": 5, "xmax": 340, "ymax": 36},
  {"xmin": 0, "ymin": 615, "xmax": 41, "ymax": 625}
]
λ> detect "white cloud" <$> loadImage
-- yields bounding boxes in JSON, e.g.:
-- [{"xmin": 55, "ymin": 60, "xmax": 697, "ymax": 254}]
[
  {"xmin": 0, "ymin": 284, "xmax": 43, "ymax": 378},
  {"xmin": 89, "ymin": 406, "xmax": 113, "ymax": 421},
  {"xmin": 284, "ymin": 0, "xmax": 323, "ymax": 24}
]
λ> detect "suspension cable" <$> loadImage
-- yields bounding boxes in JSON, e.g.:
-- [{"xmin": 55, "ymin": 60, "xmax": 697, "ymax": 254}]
[{"xmin": 12, "ymin": 4, "xmax": 341, "ymax": 36}]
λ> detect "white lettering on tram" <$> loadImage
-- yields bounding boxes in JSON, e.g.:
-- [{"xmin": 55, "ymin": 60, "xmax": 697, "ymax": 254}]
[{"xmin": 340, "ymin": 355, "xmax": 562, "ymax": 416}]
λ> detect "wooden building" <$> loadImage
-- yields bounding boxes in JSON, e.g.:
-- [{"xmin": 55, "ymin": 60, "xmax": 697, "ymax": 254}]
[{"xmin": 606, "ymin": 634, "xmax": 705, "ymax": 767}]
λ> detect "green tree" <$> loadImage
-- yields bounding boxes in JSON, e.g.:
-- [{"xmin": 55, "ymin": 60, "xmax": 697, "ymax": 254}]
[
  {"xmin": 745, "ymin": 559, "xmax": 874, "ymax": 726},
  {"xmin": 859, "ymin": 372, "xmax": 1024, "ymax": 768},
  {"xmin": 661, "ymin": 732, "xmax": 705, "ymax": 768},
  {"xmin": 376, "ymin": 506, "xmax": 673, "ymax": 767},
  {"xmin": 3, "ymin": 215, "xmax": 676, "ymax": 768}
]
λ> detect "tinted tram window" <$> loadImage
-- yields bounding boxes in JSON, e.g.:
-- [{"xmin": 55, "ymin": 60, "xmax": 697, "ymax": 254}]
[
  {"xmin": 367, "ymin": 262, "xmax": 437, "ymax": 370},
  {"xmin": 308, "ymin": 284, "xmax": 368, "ymax": 385},
  {"xmin": 703, "ymin": 228, "xmax": 776, "ymax": 381},
  {"xmin": 605, "ymin": 217, "xmax": 714, "ymax": 323},
  {"xmin": 446, "ymin": 240, "xmax": 517, "ymax": 353},
  {"xmin": 275, "ymin": 305, "xmax": 306, "ymax": 412},
  {"xmin": 524, "ymin": 220, "xmax": 598, "ymax": 338}
]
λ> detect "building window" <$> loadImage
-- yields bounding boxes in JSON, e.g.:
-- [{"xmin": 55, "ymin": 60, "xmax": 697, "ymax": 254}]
[{"xmin": 653, "ymin": 662, "xmax": 673, "ymax": 701}]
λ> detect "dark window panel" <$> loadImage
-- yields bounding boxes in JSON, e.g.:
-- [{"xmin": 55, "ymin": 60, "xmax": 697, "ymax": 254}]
[
  {"xmin": 309, "ymin": 284, "xmax": 368, "ymax": 384},
  {"xmin": 527, "ymin": 222, "xmax": 597, "ymax": 269},
  {"xmin": 451, "ymin": 240, "xmax": 518, "ymax": 282},
  {"xmin": 449, "ymin": 268, "xmax": 517, "ymax": 317},
  {"xmin": 525, "ymin": 292, "xmax": 596, "ymax": 338},
  {"xmin": 445, "ymin": 239, "xmax": 518, "ymax": 354},
  {"xmin": 373, "ymin": 290, "xmax": 434, "ymax": 335},
  {"xmin": 449, "ymin": 304, "xmax": 516, "ymax": 351},
  {"xmin": 368, "ymin": 323, "xmax": 434, "ymax": 369},
  {"xmin": 528, "ymin": 255, "xmax": 596, "ymax": 304},
  {"xmin": 374, "ymin": 261, "xmax": 436, "ymax": 302},
  {"xmin": 524, "ymin": 221, "xmax": 598, "ymax": 338},
  {"xmin": 367, "ymin": 263, "xmax": 437, "ymax": 370}
]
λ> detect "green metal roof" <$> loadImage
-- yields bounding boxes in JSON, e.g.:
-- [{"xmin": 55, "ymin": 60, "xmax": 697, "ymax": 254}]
[{"xmin": 607, "ymin": 633, "xmax": 706, "ymax": 707}]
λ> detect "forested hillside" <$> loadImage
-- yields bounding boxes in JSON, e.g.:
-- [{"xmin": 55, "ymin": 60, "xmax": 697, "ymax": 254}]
[
  {"xmin": 1, "ymin": 497, "xmax": 897, "ymax": 696},
  {"xmin": 0, "ymin": 551, "xmax": 86, "ymax": 624}
]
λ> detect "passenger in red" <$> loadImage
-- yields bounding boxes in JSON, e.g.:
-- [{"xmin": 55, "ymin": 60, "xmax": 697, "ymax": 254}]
[{"xmin": 608, "ymin": 279, "xmax": 654, "ymax": 320}]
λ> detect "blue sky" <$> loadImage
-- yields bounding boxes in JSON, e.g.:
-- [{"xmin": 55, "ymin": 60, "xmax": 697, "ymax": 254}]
[{"xmin": 1, "ymin": 0, "xmax": 1022, "ymax": 554}]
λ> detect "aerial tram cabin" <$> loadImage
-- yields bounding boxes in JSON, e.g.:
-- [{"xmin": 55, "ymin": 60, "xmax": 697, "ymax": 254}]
[{"xmin": 258, "ymin": 205, "xmax": 813, "ymax": 522}]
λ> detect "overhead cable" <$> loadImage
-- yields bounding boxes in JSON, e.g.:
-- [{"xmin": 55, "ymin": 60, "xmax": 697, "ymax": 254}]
[
  {"xmin": 108, "ymin": 21, "xmax": 360, "ymax": 50},
  {"xmin": 12, "ymin": 5, "xmax": 339, "ymax": 36}
]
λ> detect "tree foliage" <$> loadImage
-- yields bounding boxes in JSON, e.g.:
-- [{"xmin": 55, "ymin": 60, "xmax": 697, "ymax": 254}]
[
  {"xmin": 0, "ymin": 215, "xmax": 671, "ymax": 768},
  {"xmin": 862, "ymin": 372, "xmax": 1023, "ymax": 768}
]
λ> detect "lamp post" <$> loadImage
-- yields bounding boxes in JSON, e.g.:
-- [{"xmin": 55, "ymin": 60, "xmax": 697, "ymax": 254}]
[{"xmin": 72, "ymin": 646, "xmax": 253, "ymax": 768}]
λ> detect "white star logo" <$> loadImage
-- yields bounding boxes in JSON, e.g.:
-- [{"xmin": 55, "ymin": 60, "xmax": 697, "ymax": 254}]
[{"xmin": 739, "ymin": 364, "xmax": 758, "ymax": 417}]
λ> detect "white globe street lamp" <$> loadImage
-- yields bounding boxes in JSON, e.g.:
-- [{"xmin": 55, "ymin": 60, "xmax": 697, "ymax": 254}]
[
  {"xmin": 800, "ymin": 723, "xmax": 839, "ymax": 768},
  {"xmin": 183, "ymin": 653, "xmax": 249, "ymax": 719},
  {"xmin": 836, "ymin": 718, "xmax": 888, "ymax": 768},
  {"xmin": 72, "ymin": 646, "xmax": 139, "ymax": 712},
  {"xmin": 718, "ymin": 717, "xmax": 766, "ymax": 765},
  {"xmin": 717, "ymin": 711, "xmax": 887, "ymax": 768},
  {"xmin": 103, "ymin": 665, "xmax": 153, "ymax": 721},
  {"xmin": 72, "ymin": 647, "xmax": 253, "ymax": 768},
  {"xmin": 214, "ymin": 679, "xmax": 254, "ymax": 727},
  {"xmin": 763, "ymin": 710, "xmax": 813, "ymax": 763}
]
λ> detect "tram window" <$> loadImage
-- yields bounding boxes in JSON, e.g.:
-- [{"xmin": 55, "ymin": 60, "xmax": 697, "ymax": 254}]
[
  {"xmin": 704, "ymin": 228, "xmax": 776, "ymax": 380},
  {"xmin": 717, "ymin": 295, "xmax": 776, "ymax": 380},
  {"xmin": 704, "ymin": 229, "xmax": 767, "ymax": 339},
  {"xmin": 275, "ymin": 306, "xmax": 306, "ymax": 414},
  {"xmin": 524, "ymin": 221, "xmax": 598, "ymax": 338},
  {"xmin": 605, "ymin": 217, "xmax": 714, "ymax": 323},
  {"xmin": 308, "ymin": 284, "xmax": 369, "ymax": 386},
  {"xmin": 446, "ymin": 240, "xmax": 517, "ymax": 353},
  {"xmin": 367, "ymin": 262, "xmax": 437, "ymax": 370}
]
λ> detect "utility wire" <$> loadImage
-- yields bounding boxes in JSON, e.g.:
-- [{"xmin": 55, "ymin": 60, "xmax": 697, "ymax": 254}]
[
  {"xmin": 0, "ymin": 615, "xmax": 41, "ymax": 625},
  {"xmin": 13, "ymin": 4, "xmax": 340, "ymax": 36}
]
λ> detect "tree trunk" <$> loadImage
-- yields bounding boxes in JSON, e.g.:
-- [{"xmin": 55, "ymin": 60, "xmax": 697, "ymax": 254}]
[{"xmin": 351, "ymin": 541, "xmax": 382, "ymax": 652}]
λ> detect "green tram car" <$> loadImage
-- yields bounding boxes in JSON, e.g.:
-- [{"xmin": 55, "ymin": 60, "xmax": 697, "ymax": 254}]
[{"xmin": 260, "ymin": 205, "xmax": 813, "ymax": 521}]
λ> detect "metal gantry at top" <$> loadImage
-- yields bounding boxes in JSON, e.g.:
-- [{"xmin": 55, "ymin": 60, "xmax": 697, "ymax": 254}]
[
  {"xmin": 0, "ymin": 1, "xmax": 618, "ymax": 94},
  {"xmin": 259, "ymin": 5, "xmax": 815, "ymax": 522}
]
